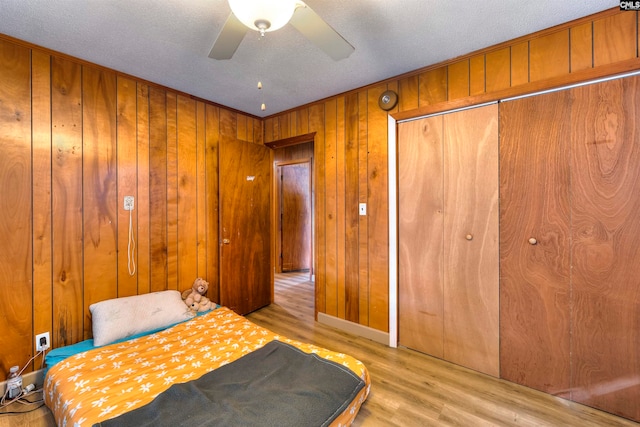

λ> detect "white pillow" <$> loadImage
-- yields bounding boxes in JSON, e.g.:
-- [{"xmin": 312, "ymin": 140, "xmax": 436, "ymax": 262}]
[{"xmin": 90, "ymin": 290, "xmax": 191, "ymax": 346}]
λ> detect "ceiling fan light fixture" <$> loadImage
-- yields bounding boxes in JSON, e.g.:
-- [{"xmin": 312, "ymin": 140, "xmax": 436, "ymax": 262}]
[{"xmin": 228, "ymin": 0, "xmax": 297, "ymax": 33}]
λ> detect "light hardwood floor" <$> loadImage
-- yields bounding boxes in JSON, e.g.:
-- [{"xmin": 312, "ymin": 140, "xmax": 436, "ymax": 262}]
[{"xmin": 2, "ymin": 272, "xmax": 638, "ymax": 426}]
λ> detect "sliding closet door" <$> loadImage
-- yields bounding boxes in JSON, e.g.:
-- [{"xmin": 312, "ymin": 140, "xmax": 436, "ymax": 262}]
[
  {"xmin": 570, "ymin": 77, "xmax": 640, "ymax": 421},
  {"xmin": 398, "ymin": 116, "xmax": 444, "ymax": 358},
  {"xmin": 499, "ymin": 91, "xmax": 571, "ymax": 397},
  {"xmin": 443, "ymin": 104, "xmax": 499, "ymax": 377}
]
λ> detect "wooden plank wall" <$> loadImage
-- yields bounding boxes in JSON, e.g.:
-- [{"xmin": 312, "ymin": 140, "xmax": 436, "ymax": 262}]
[
  {"xmin": 263, "ymin": 8, "xmax": 639, "ymax": 333},
  {"xmin": 0, "ymin": 38, "xmax": 261, "ymax": 379},
  {"xmin": 266, "ymin": 88, "xmax": 391, "ymax": 332},
  {"xmin": 0, "ymin": 7, "xmax": 636, "ymax": 378}
]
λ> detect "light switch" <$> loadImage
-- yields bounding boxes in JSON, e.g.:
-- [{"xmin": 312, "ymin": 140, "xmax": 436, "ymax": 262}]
[{"xmin": 359, "ymin": 203, "xmax": 367, "ymax": 216}]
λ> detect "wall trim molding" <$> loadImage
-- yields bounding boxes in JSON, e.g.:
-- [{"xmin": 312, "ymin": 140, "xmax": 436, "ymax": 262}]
[
  {"xmin": 317, "ymin": 313, "xmax": 389, "ymax": 345},
  {"xmin": 387, "ymin": 114, "xmax": 398, "ymax": 349},
  {"xmin": 265, "ymin": 132, "xmax": 316, "ymax": 149}
]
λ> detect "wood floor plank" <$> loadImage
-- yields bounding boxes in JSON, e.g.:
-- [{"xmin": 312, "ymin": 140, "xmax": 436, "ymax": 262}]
[{"xmin": 250, "ymin": 274, "xmax": 638, "ymax": 427}]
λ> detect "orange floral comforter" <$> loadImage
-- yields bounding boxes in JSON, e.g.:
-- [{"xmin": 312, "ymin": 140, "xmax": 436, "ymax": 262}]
[{"xmin": 44, "ymin": 307, "xmax": 370, "ymax": 426}]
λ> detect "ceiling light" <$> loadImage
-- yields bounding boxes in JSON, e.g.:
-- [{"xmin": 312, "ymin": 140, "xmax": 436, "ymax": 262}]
[{"xmin": 228, "ymin": 0, "xmax": 297, "ymax": 35}]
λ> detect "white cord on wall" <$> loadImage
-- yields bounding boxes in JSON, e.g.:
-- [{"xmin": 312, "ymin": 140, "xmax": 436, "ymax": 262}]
[{"xmin": 128, "ymin": 209, "xmax": 136, "ymax": 276}]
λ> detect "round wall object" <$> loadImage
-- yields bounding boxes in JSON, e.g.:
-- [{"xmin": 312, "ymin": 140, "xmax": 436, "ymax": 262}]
[{"xmin": 378, "ymin": 90, "xmax": 398, "ymax": 111}]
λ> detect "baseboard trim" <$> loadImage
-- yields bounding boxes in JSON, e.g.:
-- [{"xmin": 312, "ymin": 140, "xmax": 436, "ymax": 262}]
[
  {"xmin": 317, "ymin": 313, "xmax": 389, "ymax": 345},
  {"xmin": 0, "ymin": 369, "xmax": 45, "ymax": 395}
]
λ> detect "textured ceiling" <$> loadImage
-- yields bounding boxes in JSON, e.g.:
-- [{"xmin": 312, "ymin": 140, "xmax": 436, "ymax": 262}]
[{"xmin": 0, "ymin": 0, "xmax": 618, "ymax": 117}]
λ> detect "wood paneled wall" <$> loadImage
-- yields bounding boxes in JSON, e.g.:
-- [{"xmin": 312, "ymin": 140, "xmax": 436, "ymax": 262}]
[
  {"xmin": 0, "ymin": 6, "xmax": 637, "ymax": 379},
  {"xmin": 266, "ymin": 91, "xmax": 391, "ymax": 332},
  {"xmin": 0, "ymin": 37, "xmax": 261, "ymax": 380},
  {"xmin": 263, "ymin": 8, "xmax": 639, "ymax": 333}
]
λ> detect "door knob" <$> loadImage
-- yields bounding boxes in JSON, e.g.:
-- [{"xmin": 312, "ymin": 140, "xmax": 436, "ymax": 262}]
[
  {"xmin": 222, "ymin": 238, "xmax": 231, "ymax": 245},
  {"xmin": 465, "ymin": 234, "xmax": 473, "ymax": 241},
  {"xmin": 528, "ymin": 237, "xmax": 537, "ymax": 245}
]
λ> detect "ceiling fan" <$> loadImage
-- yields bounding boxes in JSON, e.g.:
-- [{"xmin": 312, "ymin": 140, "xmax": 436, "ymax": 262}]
[{"xmin": 209, "ymin": 0, "xmax": 355, "ymax": 61}]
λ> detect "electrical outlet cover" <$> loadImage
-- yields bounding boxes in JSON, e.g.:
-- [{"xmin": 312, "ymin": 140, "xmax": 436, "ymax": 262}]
[
  {"xmin": 36, "ymin": 332, "xmax": 50, "ymax": 352},
  {"xmin": 124, "ymin": 196, "xmax": 135, "ymax": 211}
]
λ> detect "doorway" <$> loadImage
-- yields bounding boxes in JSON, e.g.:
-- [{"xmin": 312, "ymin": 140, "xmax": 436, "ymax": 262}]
[
  {"xmin": 268, "ymin": 136, "xmax": 315, "ymax": 317},
  {"xmin": 276, "ymin": 159, "xmax": 312, "ymax": 274}
]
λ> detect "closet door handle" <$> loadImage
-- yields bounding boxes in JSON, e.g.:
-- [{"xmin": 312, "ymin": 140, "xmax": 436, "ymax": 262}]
[
  {"xmin": 528, "ymin": 237, "xmax": 538, "ymax": 245},
  {"xmin": 465, "ymin": 234, "xmax": 473, "ymax": 241},
  {"xmin": 222, "ymin": 238, "xmax": 231, "ymax": 245}
]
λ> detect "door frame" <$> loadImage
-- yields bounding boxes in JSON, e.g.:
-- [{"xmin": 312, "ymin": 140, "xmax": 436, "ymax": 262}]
[
  {"xmin": 273, "ymin": 158, "xmax": 314, "ymax": 277},
  {"xmin": 388, "ymin": 115, "xmax": 398, "ymax": 348}
]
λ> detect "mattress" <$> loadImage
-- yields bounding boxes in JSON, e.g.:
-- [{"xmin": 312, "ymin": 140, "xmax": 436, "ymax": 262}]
[
  {"xmin": 43, "ymin": 309, "xmax": 214, "ymax": 375},
  {"xmin": 44, "ymin": 307, "xmax": 370, "ymax": 426}
]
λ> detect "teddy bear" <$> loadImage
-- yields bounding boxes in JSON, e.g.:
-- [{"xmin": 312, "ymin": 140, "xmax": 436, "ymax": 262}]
[
  {"xmin": 182, "ymin": 278, "xmax": 213, "ymax": 312},
  {"xmin": 184, "ymin": 296, "xmax": 200, "ymax": 315}
]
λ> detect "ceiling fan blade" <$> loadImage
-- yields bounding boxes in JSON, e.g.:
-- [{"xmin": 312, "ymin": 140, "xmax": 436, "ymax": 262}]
[
  {"xmin": 289, "ymin": 3, "xmax": 354, "ymax": 61},
  {"xmin": 209, "ymin": 13, "xmax": 247, "ymax": 60}
]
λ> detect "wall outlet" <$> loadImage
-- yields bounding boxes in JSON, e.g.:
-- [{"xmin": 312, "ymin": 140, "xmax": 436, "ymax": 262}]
[
  {"xmin": 35, "ymin": 332, "xmax": 50, "ymax": 352},
  {"xmin": 124, "ymin": 196, "xmax": 134, "ymax": 211}
]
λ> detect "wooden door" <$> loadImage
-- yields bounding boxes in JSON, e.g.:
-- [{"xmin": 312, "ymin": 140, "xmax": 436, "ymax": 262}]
[
  {"xmin": 398, "ymin": 115, "xmax": 444, "ymax": 358},
  {"xmin": 499, "ymin": 91, "xmax": 572, "ymax": 397},
  {"xmin": 279, "ymin": 162, "xmax": 312, "ymax": 272},
  {"xmin": 443, "ymin": 104, "xmax": 499, "ymax": 377},
  {"xmin": 219, "ymin": 138, "xmax": 272, "ymax": 315},
  {"xmin": 569, "ymin": 77, "xmax": 640, "ymax": 421},
  {"xmin": 398, "ymin": 105, "xmax": 499, "ymax": 376}
]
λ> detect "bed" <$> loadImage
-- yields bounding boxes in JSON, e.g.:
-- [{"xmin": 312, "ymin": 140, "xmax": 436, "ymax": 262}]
[{"xmin": 43, "ymin": 291, "xmax": 370, "ymax": 426}]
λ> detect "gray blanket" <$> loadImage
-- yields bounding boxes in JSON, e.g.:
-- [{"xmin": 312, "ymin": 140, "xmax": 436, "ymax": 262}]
[{"xmin": 94, "ymin": 340, "xmax": 365, "ymax": 427}]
